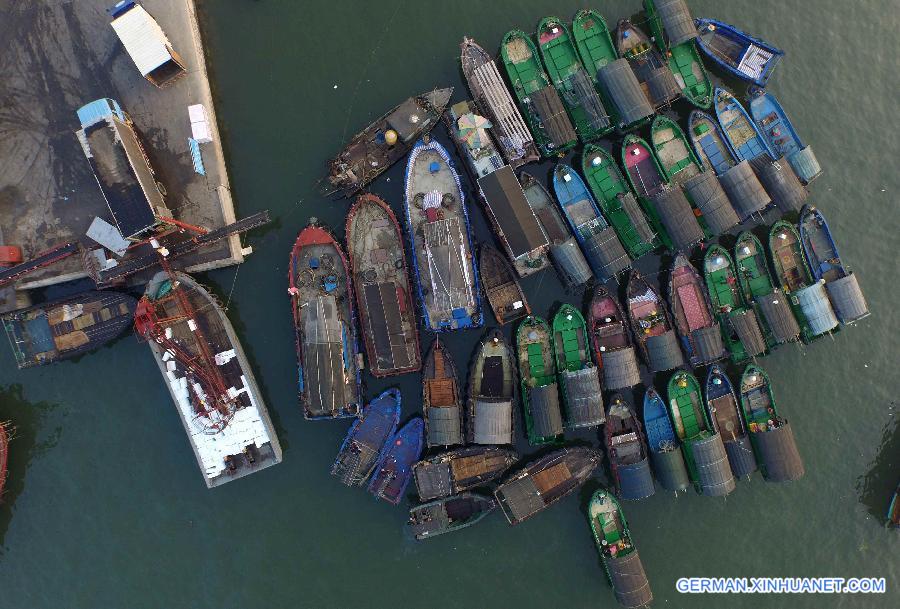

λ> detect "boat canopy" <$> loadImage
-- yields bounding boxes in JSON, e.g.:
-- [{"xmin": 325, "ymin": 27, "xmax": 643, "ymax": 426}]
[
  {"xmin": 722, "ymin": 435, "xmax": 758, "ymax": 478},
  {"xmin": 619, "ymin": 192, "xmax": 658, "ymax": 245},
  {"xmin": 605, "ymin": 549, "xmax": 653, "ymax": 608},
  {"xmin": 600, "ymin": 347, "xmax": 642, "ymax": 391},
  {"xmin": 530, "ymin": 384, "xmax": 564, "ymax": 438},
  {"xmin": 756, "ymin": 292, "xmax": 801, "ymax": 344},
  {"xmin": 795, "ymin": 282, "xmax": 839, "ymax": 336},
  {"xmin": 616, "ymin": 457, "xmax": 655, "ymax": 500},
  {"xmin": 531, "ymin": 86, "xmax": 578, "ymax": 148},
  {"xmin": 471, "ymin": 398, "xmax": 514, "ymax": 445},
  {"xmin": 478, "ymin": 166, "xmax": 548, "ymax": 258},
  {"xmin": 690, "ymin": 324, "xmax": 726, "ymax": 364},
  {"xmin": 753, "ymin": 422, "xmax": 805, "ymax": 482},
  {"xmin": 651, "ymin": 187, "xmax": 704, "ymax": 251},
  {"xmin": 414, "ymin": 462, "xmax": 453, "ymax": 501},
  {"xmin": 302, "ymin": 295, "xmax": 347, "ymax": 417},
  {"xmin": 787, "ymin": 146, "xmax": 822, "ymax": 185},
  {"xmin": 719, "ymin": 160, "xmax": 770, "ymax": 220},
  {"xmin": 565, "ymin": 68, "xmax": 612, "ymax": 131},
  {"xmin": 582, "ymin": 226, "xmax": 632, "ymax": 281},
  {"xmin": 561, "ymin": 368, "xmax": 605, "ymax": 428},
  {"xmin": 688, "ymin": 433, "xmax": 736, "ymax": 496},
  {"xmin": 655, "ymin": 0, "xmax": 697, "ymax": 47},
  {"xmin": 683, "ymin": 171, "xmax": 739, "ymax": 235},
  {"xmin": 649, "ymin": 447, "xmax": 690, "ymax": 492},
  {"xmin": 645, "ymin": 329, "xmax": 684, "ymax": 372},
  {"xmin": 729, "ymin": 308, "xmax": 767, "ymax": 357},
  {"xmin": 750, "ymin": 154, "xmax": 808, "ymax": 213},
  {"xmin": 550, "ymin": 239, "xmax": 594, "ymax": 286},
  {"xmin": 427, "ymin": 405, "xmax": 464, "ymax": 446},
  {"xmin": 597, "ymin": 59, "xmax": 654, "ymax": 126},
  {"xmin": 497, "ymin": 476, "xmax": 545, "ymax": 522},
  {"xmin": 825, "ymin": 273, "xmax": 869, "ymax": 324},
  {"xmin": 646, "ymin": 66, "xmax": 681, "ymax": 108}
]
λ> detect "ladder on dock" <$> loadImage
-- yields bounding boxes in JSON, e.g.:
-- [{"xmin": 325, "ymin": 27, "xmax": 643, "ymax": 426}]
[{"xmin": 0, "ymin": 242, "xmax": 79, "ymax": 289}]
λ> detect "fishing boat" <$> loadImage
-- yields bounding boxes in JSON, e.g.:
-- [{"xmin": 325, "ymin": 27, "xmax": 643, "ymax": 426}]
[
  {"xmin": 289, "ymin": 220, "xmax": 363, "ymax": 419},
  {"xmin": 704, "ymin": 365, "xmax": 758, "ymax": 478},
  {"xmin": 368, "ymin": 417, "xmax": 425, "ymax": 505},
  {"xmin": 413, "ymin": 446, "xmax": 518, "ymax": 501},
  {"xmin": 616, "ymin": 19, "xmax": 680, "ymax": 109},
  {"xmin": 695, "ymin": 19, "xmax": 784, "ymax": 87},
  {"xmin": 408, "ymin": 493, "xmax": 496, "ymax": 540},
  {"xmin": 0, "ymin": 420, "xmax": 10, "ymax": 498},
  {"xmin": 332, "ymin": 389, "xmax": 401, "ymax": 486},
  {"xmin": 605, "ymin": 395, "xmax": 655, "ymax": 500},
  {"xmin": 404, "ymin": 139, "xmax": 481, "ymax": 331},
  {"xmin": 588, "ymin": 285, "xmax": 641, "ymax": 391},
  {"xmin": 516, "ymin": 316, "xmax": 564, "ymax": 445},
  {"xmin": 749, "ymin": 89, "xmax": 822, "ymax": 184},
  {"xmin": 345, "ymin": 194, "xmax": 421, "ymax": 377},
  {"xmin": 668, "ymin": 253, "xmax": 726, "ymax": 366},
  {"xmin": 734, "ymin": 231, "xmax": 801, "ymax": 345},
  {"xmin": 538, "ymin": 16, "xmax": 612, "ymax": 141},
  {"xmin": 445, "ymin": 99, "xmax": 505, "ymax": 182},
  {"xmin": 703, "ymin": 244, "xmax": 768, "ymax": 362},
  {"xmin": 650, "ymin": 115, "xmax": 702, "ymax": 185},
  {"xmin": 739, "ymin": 364, "xmax": 804, "ymax": 482},
  {"xmin": 460, "ymin": 37, "xmax": 540, "ymax": 167},
  {"xmin": 625, "ymin": 270, "xmax": 684, "ymax": 373},
  {"xmin": 799, "ymin": 206, "xmax": 869, "ymax": 324},
  {"xmin": 478, "ymin": 245, "xmax": 530, "ymax": 326},
  {"xmin": 553, "ymin": 164, "xmax": 631, "ymax": 282},
  {"xmin": 467, "ymin": 329, "xmax": 517, "ymax": 445},
  {"xmin": 520, "ymin": 171, "xmax": 593, "ymax": 287},
  {"xmin": 552, "ymin": 303, "xmax": 605, "ymax": 429},
  {"xmin": 324, "ymin": 88, "xmax": 453, "ymax": 196},
  {"xmin": 888, "ymin": 483, "xmax": 900, "ymax": 527},
  {"xmin": 643, "ymin": 387, "xmax": 690, "ymax": 492},
  {"xmin": 494, "ymin": 446, "xmax": 601, "ymax": 525},
  {"xmin": 588, "ymin": 489, "xmax": 654, "ymax": 608},
  {"xmin": 714, "ymin": 88, "xmax": 772, "ymax": 162},
  {"xmin": 572, "ymin": 10, "xmax": 618, "ymax": 90},
  {"xmin": 643, "ymin": 0, "xmax": 711, "ymax": 109},
  {"xmin": 422, "ymin": 339, "xmax": 464, "ymax": 448},
  {"xmin": 2, "ymin": 290, "xmax": 135, "ymax": 369},
  {"xmin": 667, "ymin": 370, "xmax": 735, "ymax": 496},
  {"xmin": 621, "ymin": 135, "xmax": 670, "ymax": 248},
  {"xmin": 582, "ymin": 144, "xmax": 658, "ymax": 259},
  {"xmin": 501, "ymin": 30, "xmax": 578, "ymax": 156}
]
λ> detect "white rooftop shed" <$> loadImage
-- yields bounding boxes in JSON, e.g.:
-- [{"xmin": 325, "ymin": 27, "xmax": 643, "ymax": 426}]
[{"xmin": 110, "ymin": 2, "xmax": 186, "ymax": 87}]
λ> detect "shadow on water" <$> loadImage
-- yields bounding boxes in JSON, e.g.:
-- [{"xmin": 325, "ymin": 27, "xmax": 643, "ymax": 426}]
[
  {"xmin": 856, "ymin": 406, "xmax": 898, "ymax": 524},
  {"xmin": 0, "ymin": 384, "xmax": 61, "ymax": 549}
]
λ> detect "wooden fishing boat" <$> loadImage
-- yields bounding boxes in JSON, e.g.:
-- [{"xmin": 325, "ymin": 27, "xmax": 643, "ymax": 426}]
[
  {"xmin": 749, "ymin": 89, "xmax": 821, "ymax": 184},
  {"xmin": 714, "ymin": 88, "xmax": 771, "ymax": 162},
  {"xmin": 605, "ymin": 395, "xmax": 655, "ymax": 500},
  {"xmin": 368, "ymin": 417, "xmax": 425, "ymax": 505},
  {"xmin": 644, "ymin": 0, "xmax": 711, "ymax": 109},
  {"xmin": 573, "ymin": 9, "xmax": 618, "ymax": 77},
  {"xmin": 422, "ymin": 339, "xmax": 464, "ymax": 448},
  {"xmin": 413, "ymin": 446, "xmax": 518, "ymax": 501},
  {"xmin": 668, "ymin": 253, "xmax": 725, "ymax": 366},
  {"xmin": 501, "ymin": 30, "xmax": 578, "ymax": 156},
  {"xmin": 643, "ymin": 387, "xmax": 690, "ymax": 492},
  {"xmin": 695, "ymin": 19, "xmax": 784, "ymax": 87},
  {"xmin": 643, "ymin": 0, "xmax": 698, "ymax": 49},
  {"xmin": 538, "ymin": 16, "xmax": 613, "ymax": 141},
  {"xmin": 408, "ymin": 493, "xmax": 496, "ymax": 540},
  {"xmin": 553, "ymin": 303, "xmax": 605, "ymax": 429},
  {"xmin": 582, "ymin": 144, "xmax": 658, "ymax": 259},
  {"xmin": 588, "ymin": 285, "xmax": 641, "ymax": 391},
  {"xmin": 889, "ymin": 483, "xmax": 900, "ymax": 527},
  {"xmin": 495, "ymin": 446, "xmax": 601, "ymax": 525},
  {"xmin": 467, "ymin": 329, "xmax": 517, "ymax": 445},
  {"xmin": 625, "ymin": 270, "xmax": 684, "ymax": 373},
  {"xmin": 688, "ymin": 110, "xmax": 737, "ymax": 175},
  {"xmin": 289, "ymin": 220, "xmax": 362, "ymax": 419},
  {"xmin": 651, "ymin": 115, "xmax": 702, "ymax": 185},
  {"xmin": 621, "ymin": 134, "xmax": 670, "ymax": 248},
  {"xmin": 332, "ymin": 389, "xmax": 401, "ymax": 486},
  {"xmin": 0, "ymin": 420, "xmax": 9, "ymax": 498},
  {"xmin": 667, "ymin": 371, "xmax": 709, "ymax": 443},
  {"xmin": 516, "ymin": 316, "xmax": 564, "ymax": 445},
  {"xmin": 588, "ymin": 489, "xmax": 653, "ymax": 608},
  {"xmin": 704, "ymin": 365, "xmax": 758, "ymax": 478},
  {"xmin": 323, "ymin": 88, "xmax": 453, "ymax": 197},
  {"xmin": 478, "ymin": 244, "xmax": 530, "ymax": 325},
  {"xmin": 404, "ymin": 139, "xmax": 482, "ymax": 331},
  {"xmin": 616, "ymin": 19, "xmax": 680, "ymax": 109},
  {"xmin": 345, "ymin": 193, "xmax": 421, "ymax": 377}
]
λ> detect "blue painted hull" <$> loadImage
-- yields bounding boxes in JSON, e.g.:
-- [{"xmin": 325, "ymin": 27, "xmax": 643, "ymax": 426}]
[
  {"xmin": 687, "ymin": 110, "xmax": 737, "ymax": 175},
  {"xmin": 749, "ymin": 90, "xmax": 822, "ymax": 183},
  {"xmin": 714, "ymin": 88, "xmax": 773, "ymax": 162},
  {"xmin": 643, "ymin": 388, "xmax": 678, "ymax": 452},
  {"xmin": 798, "ymin": 206, "xmax": 844, "ymax": 283},
  {"xmin": 369, "ymin": 417, "xmax": 425, "ymax": 504},
  {"xmin": 332, "ymin": 389, "xmax": 402, "ymax": 486},
  {"xmin": 695, "ymin": 18, "xmax": 784, "ymax": 87}
]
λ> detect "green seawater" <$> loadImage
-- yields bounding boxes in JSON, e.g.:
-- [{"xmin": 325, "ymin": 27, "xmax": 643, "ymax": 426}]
[{"xmin": 1, "ymin": 1, "xmax": 898, "ymax": 607}]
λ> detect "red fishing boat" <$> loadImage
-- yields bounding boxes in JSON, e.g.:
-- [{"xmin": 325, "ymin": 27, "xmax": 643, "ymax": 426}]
[{"xmin": 0, "ymin": 421, "xmax": 10, "ymax": 498}]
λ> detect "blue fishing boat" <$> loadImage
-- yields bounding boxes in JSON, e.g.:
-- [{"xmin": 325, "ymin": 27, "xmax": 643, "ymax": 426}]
[
  {"xmin": 714, "ymin": 88, "xmax": 772, "ymax": 162},
  {"xmin": 704, "ymin": 365, "xmax": 758, "ymax": 479},
  {"xmin": 687, "ymin": 110, "xmax": 737, "ymax": 175},
  {"xmin": 642, "ymin": 387, "xmax": 690, "ymax": 492},
  {"xmin": 552, "ymin": 164, "xmax": 631, "ymax": 282},
  {"xmin": 332, "ymin": 389, "xmax": 402, "ymax": 487},
  {"xmin": 369, "ymin": 417, "xmax": 425, "ymax": 505},
  {"xmin": 749, "ymin": 89, "xmax": 822, "ymax": 184},
  {"xmin": 404, "ymin": 139, "xmax": 482, "ymax": 331},
  {"xmin": 695, "ymin": 18, "xmax": 784, "ymax": 86}
]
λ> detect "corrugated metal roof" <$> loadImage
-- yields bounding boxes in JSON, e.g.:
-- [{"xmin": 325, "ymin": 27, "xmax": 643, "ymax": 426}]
[
  {"xmin": 649, "ymin": 448, "xmax": 690, "ymax": 492},
  {"xmin": 478, "ymin": 166, "xmax": 548, "ymax": 257},
  {"xmin": 110, "ymin": 5, "xmax": 175, "ymax": 76},
  {"xmin": 723, "ymin": 436, "xmax": 758, "ymax": 478},
  {"xmin": 651, "ymin": 187, "xmax": 704, "ymax": 251},
  {"xmin": 606, "ymin": 550, "xmax": 653, "ymax": 608},
  {"xmin": 729, "ymin": 308, "xmax": 767, "ymax": 357},
  {"xmin": 690, "ymin": 324, "xmax": 726, "ymax": 364},
  {"xmin": 754, "ymin": 423, "xmax": 805, "ymax": 482},
  {"xmin": 616, "ymin": 458, "xmax": 655, "ymax": 500},
  {"xmin": 688, "ymin": 433, "xmax": 735, "ymax": 496},
  {"xmin": 795, "ymin": 282, "xmax": 839, "ymax": 336},
  {"xmin": 757, "ymin": 291, "xmax": 801, "ymax": 344},
  {"xmin": 413, "ymin": 462, "xmax": 453, "ymax": 500},
  {"xmin": 472, "ymin": 398, "xmax": 513, "ymax": 445},
  {"xmin": 645, "ymin": 329, "xmax": 684, "ymax": 372},
  {"xmin": 597, "ymin": 59, "xmax": 654, "ymax": 126},
  {"xmin": 582, "ymin": 226, "xmax": 631, "ymax": 281},
  {"xmin": 683, "ymin": 170, "xmax": 738, "ymax": 235},
  {"xmin": 561, "ymin": 368, "xmax": 605, "ymax": 428},
  {"xmin": 600, "ymin": 347, "xmax": 641, "ymax": 391},
  {"xmin": 530, "ymin": 384, "xmax": 563, "ymax": 438},
  {"xmin": 550, "ymin": 239, "xmax": 593, "ymax": 286},
  {"xmin": 825, "ymin": 274, "xmax": 869, "ymax": 324},
  {"xmin": 719, "ymin": 160, "xmax": 770, "ymax": 220},
  {"xmin": 655, "ymin": 0, "xmax": 697, "ymax": 46},
  {"xmin": 750, "ymin": 154, "xmax": 808, "ymax": 213}
]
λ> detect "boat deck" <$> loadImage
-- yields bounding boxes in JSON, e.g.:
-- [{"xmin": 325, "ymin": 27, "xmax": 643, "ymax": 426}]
[
  {"xmin": 624, "ymin": 142, "xmax": 665, "ymax": 197},
  {"xmin": 654, "ymin": 124, "xmax": 700, "ymax": 184}
]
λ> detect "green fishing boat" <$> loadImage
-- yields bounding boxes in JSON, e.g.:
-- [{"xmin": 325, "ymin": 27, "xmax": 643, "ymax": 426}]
[
  {"xmin": 572, "ymin": 10, "xmax": 622, "ymax": 125},
  {"xmin": 516, "ymin": 316, "xmax": 564, "ymax": 445},
  {"xmin": 501, "ymin": 30, "xmax": 578, "ymax": 156},
  {"xmin": 552, "ymin": 303, "xmax": 604, "ymax": 429},
  {"xmin": 666, "ymin": 371, "xmax": 709, "ymax": 443},
  {"xmin": 581, "ymin": 145, "xmax": 657, "ymax": 258},
  {"xmin": 650, "ymin": 115, "xmax": 702, "ymax": 185},
  {"xmin": 537, "ymin": 17, "xmax": 613, "ymax": 141}
]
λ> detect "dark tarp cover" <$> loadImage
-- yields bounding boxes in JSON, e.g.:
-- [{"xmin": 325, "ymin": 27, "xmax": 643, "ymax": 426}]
[
  {"xmin": 687, "ymin": 433, "xmax": 736, "ymax": 497},
  {"xmin": 619, "ymin": 191, "xmax": 657, "ymax": 244},
  {"xmin": 472, "ymin": 398, "xmax": 514, "ymax": 445},
  {"xmin": 690, "ymin": 324, "xmax": 726, "ymax": 365},
  {"xmin": 600, "ymin": 347, "xmax": 642, "ymax": 391},
  {"xmin": 497, "ymin": 476, "xmax": 544, "ymax": 523},
  {"xmin": 531, "ymin": 86, "xmax": 578, "ymax": 148},
  {"xmin": 651, "ymin": 187, "xmax": 704, "ymax": 251},
  {"xmin": 786, "ymin": 145, "xmax": 822, "ymax": 184},
  {"xmin": 753, "ymin": 422, "xmax": 805, "ymax": 482},
  {"xmin": 645, "ymin": 66, "xmax": 681, "ymax": 108},
  {"xmin": 302, "ymin": 296, "xmax": 345, "ymax": 417},
  {"xmin": 645, "ymin": 328, "xmax": 685, "ymax": 372},
  {"xmin": 427, "ymin": 405, "xmax": 463, "ymax": 447},
  {"xmin": 728, "ymin": 308, "xmax": 767, "ymax": 357},
  {"xmin": 616, "ymin": 457, "xmax": 656, "ymax": 500},
  {"xmin": 826, "ymin": 273, "xmax": 869, "ymax": 324},
  {"xmin": 477, "ymin": 166, "xmax": 548, "ymax": 257},
  {"xmin": 756, "ymin": 291, "xmax": 801, "ymax": 344},
  {"xmin": 719, "ymin": 160, "xmax": 770, "ymax": 220},
  {"xmin": 561, "ymin": 367, "xmax": 605, "ymax": 428},
  {"xmin": 530, "ymin": 383, "xmax": 564, "ymax": 438},
  {"xmin": 414, "ymin": 462, "xmax": 452, "ymax": 500},
  {"xmin": 597, "ymin": 59, "xmax": 654, "ymax": 126},
  {"xmin": 583, "ymin": 226, "xmax": 632, "ymax": 281},
  {"xmin": 795, "ymin": 281, "xmax": 839, "ymax": 336},
  {"xmin": 750, "ymin": 154, "xmax": 808, "ymax": 213},
  {"xmin": 655, "ymin": 0, "xmax": 697, "ymax": 46},
  {"xmin": 563, "ymin": 68, "xmax": 611, "ymax": 131},
  {"xmin": 550, "ymin": 238, "xmax": 593, "ymax": 286},
  {"xmin": 605, "ymin": 550, "xmax": 653, "ymax": 608},
  {"xmin": 722, "ymin": 435, "xmax": 759, "ymax": 478},
  {"xmin": 649, "ymin": 446, "xmax": 690, "ymax": 492},
  {"xmin": 683, "ymin": 170, "xmax": 739, "ymax": 235}
]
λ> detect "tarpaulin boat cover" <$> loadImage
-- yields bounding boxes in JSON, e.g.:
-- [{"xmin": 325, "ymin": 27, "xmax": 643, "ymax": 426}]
[
  {"xmin": 597, "ymin": 59, "xmax": 654, "ymax": 126},
  {"xmin": 729, "ymin": 308, "xmax": 767, "ymax": 357},
  {"xmin": 583, "ymin": 226, "xmax": 632, "ymax": 281},
  {"xmin": 690, "ymin": 324, "xmax": 726, "ymax": 364},
  {"xmin": 826, "ymin": 273, "xmax": 869, "ymax": 324},
  {"xmin": 754, "ymin": 422, "xmax": 805, "ymax": 482},
  {"xmin": 550, "ymin": 238, "xmax": 593, "ymax": 286},
  {"xmin": 786, "ymin": 145, "xmax": 822, "ymax": 184},
  {"xmin": 650, "ymin": 446, "xmax": 690, "ymax": 492},
  {"xmin": 651, "ymin": 187, "xmax": 704, "ymax": 251},
  {"xmin": 605, "ymin": 550, "xmax": 653, "ymax": 608},
  {"xmin": 478, "ymin": 166, "xmax": 548, "ymax": 258},
  {"xmin": 619, "ymin": 192, "xmax": 657, "ymax": 245},
  {"xmin": 427, "ymin": 405, "xmax": 463, "ymax": 446},
  {"xmin": 719, "ymin": 160, "xmax": 770, "ymax": 220},
  {"xmin": 472, "ymin": 398, "xmax": 514, "ymax": 445},
  {"xmin": 600, "ymin": 347, "xmax": 642, "ymax": 391},
  {"xmin": 655, "ymin": 0, "xmax": 697, "ymax": 47},
  {"xmin": 645, "ymin": 329, "xmax": 685, "ymax": 372},
  {"xmin": 561, "ymin": 367, "xmax": 605, "ymax": 428},
  {"xmin": 302, "ymin": 296, "xmax": 346, "ymax": 417},
  {"xmin": 616, "ymin": 457, "xmax": 655, "ymax": 500},
  {"xmin": 795, "ymin": 281, "xmax": 839, "ymax": 336},
  {"xmin": 688, "ymin": 433, "xmax": 735, "ymax": 496},
  {"xmin": 563, "ymin": 68, "xmax": 611, "ymax": 131},
  {"xmin": 757, "ymin": 292, "xmax": 801, "ymax": 344},
  {"xmin": 532, "ymin": 86, "xmax": 578, "ymax": 148},
  {"xmin": 530, "ymin": 383, "xmax": 564, "ymax": 438},
  {"xmin": 683, "ymin": 170, "xmax": 739, "ymax": 235},
  {"xmin": 414, "ymin": 462, "xmax": 453, "ymax": 500},
  {"xmin": 750, "ymin": 154, "xmax": 808, "ymax": 213},
  {"xmin": 497, "ymin": 476, "xmax": 545, "ymax": 522},
  {"xmin": 722, "ymin": 435, "xmax": 759, "ymax": 478},
  {"xmin": 646, "ymin": 66, "xmax": 681, "ymax": 108}
]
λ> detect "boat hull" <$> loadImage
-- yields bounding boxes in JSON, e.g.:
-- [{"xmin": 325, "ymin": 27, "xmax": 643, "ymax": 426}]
[{"xmin": 695, "ymin": 18, "xmax": 784, "ymax": 87}]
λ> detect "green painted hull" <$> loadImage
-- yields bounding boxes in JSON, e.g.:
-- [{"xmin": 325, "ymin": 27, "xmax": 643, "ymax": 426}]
[
  {"xmin": 572, "ymin": 10, "xmax": 622, "ymax": 126},
  {"xmin": 621, "ymin": 134, "xmax": 672, "ymax": 250},
  {"xmin": 668, "ymin": 42, "xmax": 712, "ymax": 109},
  {"xmin": 589, "ymin": 489, "xmax": 637, "ymax": 584},
  {"xmin": 739, "ymin": 364, "xmax": 778, "ymax": 428},
  {"xmin": 667, "ymin": 370, "xmax": 712, "ymax": 484},
  {"xmin": 516, "ymin": 316, "xmax": 562, "ymax": 445},
  {"xmin": 734, "ymin": 231, "xmax": 775, "ymax": 301},
  {"xmin": 704, "ymin": 244, "xmax": 753, "ymax": 363},
  {"xmin": 551, "ymin": 303, "xmax": 590, "ymax": 426}
]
